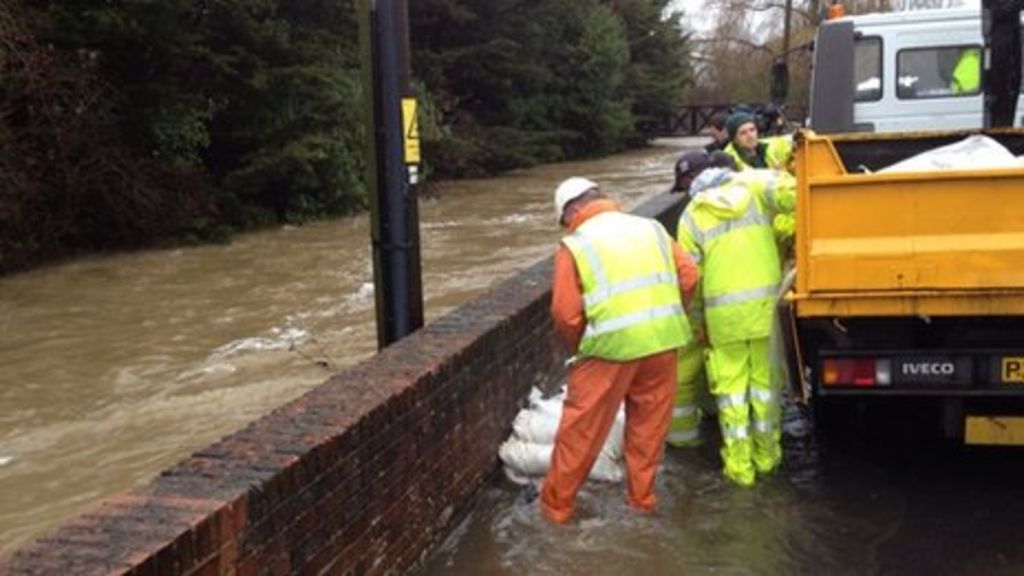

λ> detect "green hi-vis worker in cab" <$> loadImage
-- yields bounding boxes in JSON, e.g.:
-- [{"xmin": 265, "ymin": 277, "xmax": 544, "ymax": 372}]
[
  {"xmin": 722, "ymin": 112, "xmax": 793, "ymax": 173},
  {"xmin": 951, "ymin": 48, "xmax": 981, "ymax": 94},
  {"xmin": 676, "ymin": 157, "xmax": 796, "ymax": 487}
]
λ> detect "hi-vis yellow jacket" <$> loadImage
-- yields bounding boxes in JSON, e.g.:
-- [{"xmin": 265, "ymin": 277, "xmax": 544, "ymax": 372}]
[
  {"xmin": 724, "ymin": 136, "xmax": 793, "ymax": 172},
  {"xmin": 563, "ymin": 211, "xmax": 693, "ymax": 361},
  {"xmin": 677, "ymin": 170, "xmax": 795, "ymax": 345}
]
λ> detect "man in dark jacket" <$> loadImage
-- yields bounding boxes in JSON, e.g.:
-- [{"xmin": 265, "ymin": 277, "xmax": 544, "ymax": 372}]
[{"xmin": 704, "ymin": 112, "xmax": 729, "ymax": 153}]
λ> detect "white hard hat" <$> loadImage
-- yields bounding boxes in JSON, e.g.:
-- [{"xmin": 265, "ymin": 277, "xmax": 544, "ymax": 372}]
[{"xmin": 553, "ymin": 177, "xmax": 598, "ymax": 224}]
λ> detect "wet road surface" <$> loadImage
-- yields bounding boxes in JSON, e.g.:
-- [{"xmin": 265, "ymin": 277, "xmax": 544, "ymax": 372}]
[{"xmin": 424, "ymin": 403, "xmax": 1024, "ymax": 575}]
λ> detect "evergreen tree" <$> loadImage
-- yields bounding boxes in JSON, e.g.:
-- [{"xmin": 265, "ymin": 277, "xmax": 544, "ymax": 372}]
[
  {"xmin": 199, "ymin": 0, "xmax": 367, "ymax": 225},
  {"xmin": 1, "ymin": 1, "xmax": 215, "ymax": 273},
  {"xmin": 611, "ymin": 0, "xmax": 693, "ymax": 141},
  {"xmin": 412, "ymin": 0, "xmax": 692, "ymax": 178},
  {"xmin": 44, "ymin": 0, "xmax": 370, "ymax": 227},
  {"xmin": 3, "ymin": 0, "xmax": 696, "ymax": 272}
]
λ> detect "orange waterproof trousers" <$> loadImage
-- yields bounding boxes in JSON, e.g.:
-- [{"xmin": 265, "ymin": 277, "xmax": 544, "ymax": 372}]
[{"xmin": 540, "ymin": 349, "xmax": 677, "ymax": 524}]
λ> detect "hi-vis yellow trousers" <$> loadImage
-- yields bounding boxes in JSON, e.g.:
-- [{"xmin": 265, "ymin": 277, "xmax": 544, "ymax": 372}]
[{"xmin": 705, "ymin": 338, "xmax": 781, "ymax": 486}]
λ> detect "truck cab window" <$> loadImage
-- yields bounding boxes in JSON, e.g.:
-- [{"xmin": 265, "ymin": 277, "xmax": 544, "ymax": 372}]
[
  {"xmin": 855, "ymin": 37, "xmax": 882, "ymax": 102},
  {"xmin": 897, "ymin": 45, "xmax": 981, "ymax": 99}
]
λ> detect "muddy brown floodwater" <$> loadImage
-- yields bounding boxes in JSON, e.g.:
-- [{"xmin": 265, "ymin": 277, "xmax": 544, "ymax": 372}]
[
  {"xmin": 425, "ymin": 404, "xmax": 1024, "ymax": 576},
  {"xmin": 0, "ymin": 138, "xmax": 692, "ymax": 554}
]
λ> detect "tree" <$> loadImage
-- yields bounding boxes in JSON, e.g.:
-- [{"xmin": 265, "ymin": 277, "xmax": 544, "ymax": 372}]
[
  {"xmin": 0, "ymin": 1, "xmax": 212, "ymax": 273},
  {"xmin": 684, "ymin": 0, "xmax": 894, "ymax": 111},
  {"xmin": 48, "ymin": 0, "xmax": 369, "ymax": 226},
  {"xmin": 4, "ymin": 0, "xmax": 701, "ymax": 272},
  {"xmin": 199, "ymin": 0, "xmax": 367, "ymax": 224},
  {"xmin": 612, "ymin": 0, "xmax": 694, "ymax": 141},
  {"xmin": 412, "ymin": 0, "xmax": 692, "ymax": 177}
]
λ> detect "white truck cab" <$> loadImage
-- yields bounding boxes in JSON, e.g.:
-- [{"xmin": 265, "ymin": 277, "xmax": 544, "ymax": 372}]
[{"xmin": 809, "ymin": 7, "xmax": 1024, "ymax": 133}]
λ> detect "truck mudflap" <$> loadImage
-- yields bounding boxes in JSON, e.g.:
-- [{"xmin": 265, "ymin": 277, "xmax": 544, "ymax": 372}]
[{"xmin": 815, "ymin": 349, "xmax": 1024, "ymax": 396}]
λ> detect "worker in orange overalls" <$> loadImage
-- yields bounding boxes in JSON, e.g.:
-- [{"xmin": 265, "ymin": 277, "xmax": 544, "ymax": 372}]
[{"xmin": 540, "ymin": 176, "xmax": 699, "ymax": 524}]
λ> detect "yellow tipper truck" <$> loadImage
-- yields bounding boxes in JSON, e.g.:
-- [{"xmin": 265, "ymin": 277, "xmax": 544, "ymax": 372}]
[
  {"xmin": 784, "ymin": 1, "xmax": 1024, "ymax": 444},
  {"xmin": 783, "ymin": 129, "xmax": 1024, "ymax": 444}
]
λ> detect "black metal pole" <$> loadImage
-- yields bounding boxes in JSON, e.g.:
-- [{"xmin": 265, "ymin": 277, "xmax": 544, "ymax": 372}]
[
  {"xmin": 359, "ymin": 0, "xmax": 424, "ymax": 349},
  {"xmin": 982, "ymin": 0, "xmax": 1023, "ymax": 128}
]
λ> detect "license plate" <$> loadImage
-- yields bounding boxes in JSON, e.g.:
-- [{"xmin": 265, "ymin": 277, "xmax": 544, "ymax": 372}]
[
  {"xmin": 1001, "ymin": 357, "xmax": 1024, "ymax": 383},
  {"xmin": 966, "ymin": 416, "xmax": 1024, "ymax": 445}
]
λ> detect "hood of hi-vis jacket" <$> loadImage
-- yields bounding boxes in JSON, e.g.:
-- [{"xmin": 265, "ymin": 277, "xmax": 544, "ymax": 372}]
[{"xmin": 689, "ymin": 181, "xmax": 752, "ymax": 221}]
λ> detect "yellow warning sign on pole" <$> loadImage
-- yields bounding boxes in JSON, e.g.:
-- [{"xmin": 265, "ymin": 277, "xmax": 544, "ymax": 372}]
[{"xmin": 401, "ymin": 97, "xmax": 420, "ymax": 165}]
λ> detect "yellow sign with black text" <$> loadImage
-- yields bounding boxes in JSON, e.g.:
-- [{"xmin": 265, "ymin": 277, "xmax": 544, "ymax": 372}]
[
  {"xmin": 1003, "ymin": 357, "xmax": 1024, "ymax": 383},
  {"xmin": 401, "ymin": 97, "xmax": 420, "ymax": 165}
]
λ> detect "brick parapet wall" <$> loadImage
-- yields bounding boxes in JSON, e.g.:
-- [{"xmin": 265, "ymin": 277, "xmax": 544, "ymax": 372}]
[{"xmin": 0, "ymin": 192, "xmax": 682, "ymax": 575}]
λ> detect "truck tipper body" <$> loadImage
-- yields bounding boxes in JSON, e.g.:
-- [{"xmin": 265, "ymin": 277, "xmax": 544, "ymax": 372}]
[{"xmin": 783, "ymin": 128, "xmax": 1024, "ymax": 443}]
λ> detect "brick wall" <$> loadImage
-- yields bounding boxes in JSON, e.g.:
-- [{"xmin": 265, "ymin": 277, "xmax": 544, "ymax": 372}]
[{"xmin": 0, "ymin": 192, "xmax": 682, "ymax": 575}]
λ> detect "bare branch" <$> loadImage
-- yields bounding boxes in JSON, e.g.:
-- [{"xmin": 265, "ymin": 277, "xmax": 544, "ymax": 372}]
[
  {"xmin": 691, "ymin": 36, "xmax": 776, "ymax": 55},
  {"xmin": 719, "ymin": 0, "xmax": 816, "ymax": 23}
]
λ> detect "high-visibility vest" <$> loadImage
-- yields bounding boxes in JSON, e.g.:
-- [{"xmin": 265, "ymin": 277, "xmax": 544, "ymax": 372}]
[
  {"xmin": 724, "ymin": 141, "xmax": 768, "ymax": 170},
  {"xmin": 952, "ymin": 49, "xmax": 980, "ymax": 94},
  {"xmin": 687, "ymin": 170, "xmax": 797, "ymax": 244},
  {"xmin": 725, "ymin": 137, "xmax": 793, "ymax": 172},
  {"xmin": 677, "ymin": 176, "xmax": 782, "ymax": 345},
  {"xmin": 765, "ymin": 136, "xmax": 793, "ymax": 172},
  {"xmin": 562, "ymin": 212, "xmax": 692, "ymax": 361}
]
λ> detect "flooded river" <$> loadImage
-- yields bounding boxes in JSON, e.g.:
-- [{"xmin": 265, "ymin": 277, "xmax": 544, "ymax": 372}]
[{"xmin": 0, "ymin": 139, "xmax": 686, "ymax": 554}]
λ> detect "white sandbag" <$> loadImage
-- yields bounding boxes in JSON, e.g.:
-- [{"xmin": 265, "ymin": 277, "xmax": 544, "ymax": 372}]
[
  {"xmin": 529, "ymin": 390, "xmax": 566, "ymax": 417},
  {"xmin": 502, "ymin": 462, "xmax": 535, "ymax": 486},
  {"xmin": 500, "ymin": 387, "xmax": 627, "ymax": 484},
  {"xmin": 516, "ymin": 392, "xmax": 625, "ymax": 458},
  {"xmin": 527, "ymin": 386, "xmax": 545, "ymax": 407},
  {"xmin": 498, "ymin": 438, "xmax": 624, "ymax": 484},
  {"xmin": 880, "ymin": 134, "xmax": 1023, "ymax": 173},
  {"xmin": 590, "ymin": 450, "xmax": 625, "ymax": 483},
  {"xmin": 498, "ymin": 438, "xmax": 553, "ymax": 477},
  {"xmin": 512, "ymin": 409, "xmax": 561, "ymax": 445},
  {"xmin": 600, "ymin": 407, "xmax": 626, "ymax": 461}
]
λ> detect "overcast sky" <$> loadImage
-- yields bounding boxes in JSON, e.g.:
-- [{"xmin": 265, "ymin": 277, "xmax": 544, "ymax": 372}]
[
  {"xmin": 670, "ymin": 0, "xmax": 983, "ymax": 37},
  {"xmin": 671, "ymin": 0, "xmax": 715, "ymax": 35}
]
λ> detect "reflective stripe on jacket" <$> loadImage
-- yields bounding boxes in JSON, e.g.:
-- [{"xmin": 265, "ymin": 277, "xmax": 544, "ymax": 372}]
[
  {"xmin": 677, "ymin": 171, "xmax": 792, "ymax": 345},
  {"xmin": 562, "ymin": 212, "xmax": 692, "ymax": 361}
]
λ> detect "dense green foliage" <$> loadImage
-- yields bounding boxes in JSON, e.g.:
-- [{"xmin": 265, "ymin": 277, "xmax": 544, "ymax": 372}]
[
  {"xmin": 412, "ymin": 0, "xmax": 692, "ymax": 175},
  {"xmin": 0, "ymin": 0, "xmax": 691, "ymax": 273}
]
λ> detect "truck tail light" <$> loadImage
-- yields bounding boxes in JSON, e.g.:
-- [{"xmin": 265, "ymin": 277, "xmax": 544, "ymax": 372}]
[
  {"xmin": 822, "ymin": 359, "xmax": 840, "ymax": 385},
  {"xmin": 875, "ymin": 359, "xmax": 892, "ymax": 386},
  {"xmin": 821, "ymin": 358, "xmax": 892, "ymax": 387},
  {"xmin": 851, "ymin": 359, "xmax": 875, "ymax": 386}
]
